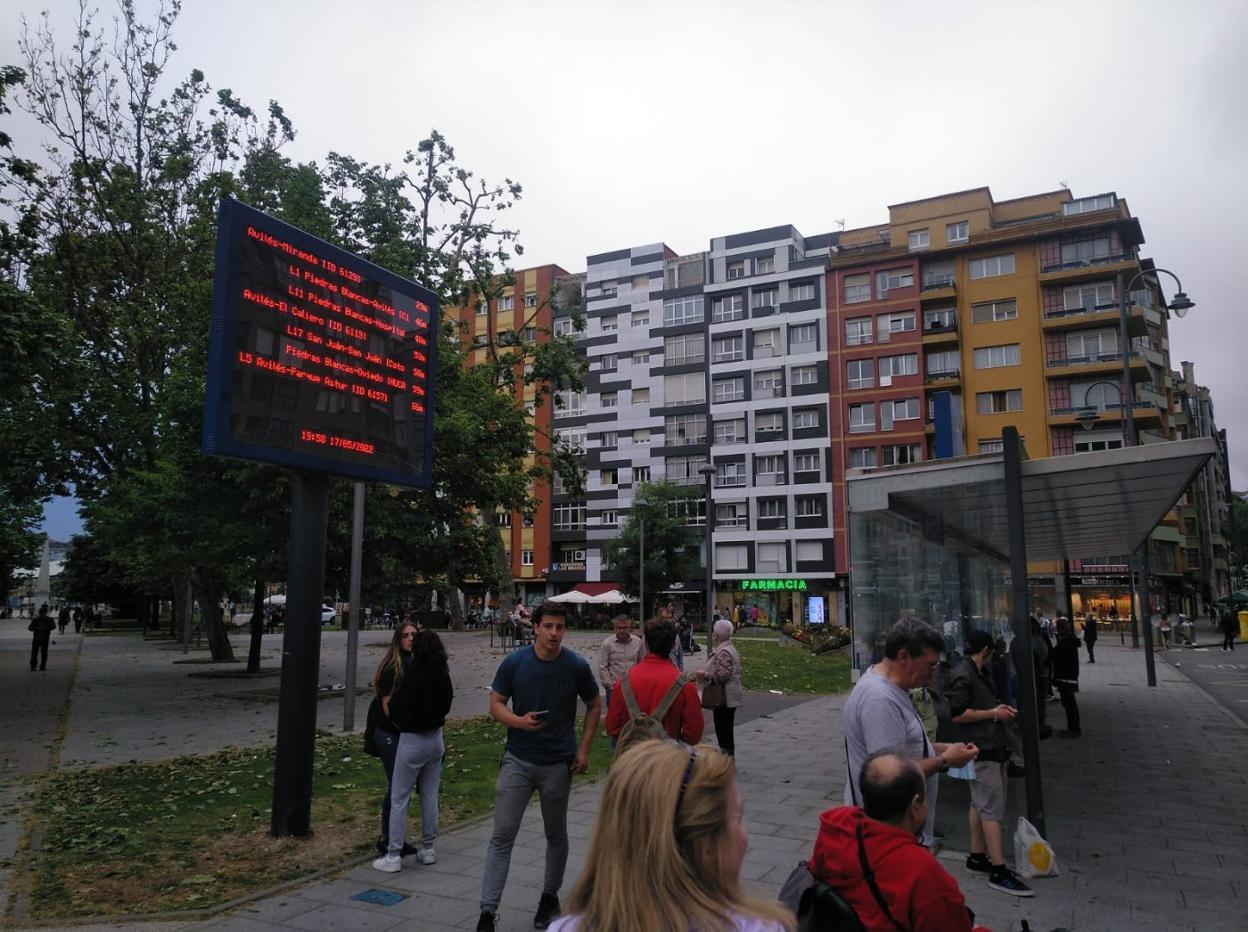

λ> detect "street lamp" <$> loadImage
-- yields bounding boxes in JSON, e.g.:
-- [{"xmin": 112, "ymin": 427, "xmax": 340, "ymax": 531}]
[{"xmin": 698, "ymin": 463, "xmax": 717, "ymax": 632}]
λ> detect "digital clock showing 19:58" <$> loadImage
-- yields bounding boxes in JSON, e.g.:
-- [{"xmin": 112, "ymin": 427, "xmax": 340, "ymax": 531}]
[{"xmin": 203, "ymin": 197, "xmax": 438, "ymax": 487}]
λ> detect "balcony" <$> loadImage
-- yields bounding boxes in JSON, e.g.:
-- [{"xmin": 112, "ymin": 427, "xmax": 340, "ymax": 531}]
[
  {"xmin": 924, "ymin": 369, "xmax": 961, "ymax": 387},
  {"xmin": 922, "ymin": 320, "xmax": 958, "ymax": 346},
  {"xmin": 919, "ymin": 274, "xmax": 956, "ymax": 301},
  {"xmin": 1045, "ymin": 350, "xmax": 1127, "ymax": 379},
  {"xmin": 1047, "ymin": 399, "xmax": 1165, "ymax": 427}
]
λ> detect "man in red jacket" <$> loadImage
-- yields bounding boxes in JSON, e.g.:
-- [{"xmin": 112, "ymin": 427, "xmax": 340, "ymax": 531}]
[
  {"xmin": 604, "ymin": 618, "xmax": 704, "ymax": 744},
  {"xmin": 809, "ymin": 750, "xmax": 987, "ymax": 932}
]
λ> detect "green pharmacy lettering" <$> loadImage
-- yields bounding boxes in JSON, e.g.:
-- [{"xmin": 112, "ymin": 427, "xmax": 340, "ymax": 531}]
[{"xmin": 739, "ymin": 579, "xmax": 808, "ymax": 591}]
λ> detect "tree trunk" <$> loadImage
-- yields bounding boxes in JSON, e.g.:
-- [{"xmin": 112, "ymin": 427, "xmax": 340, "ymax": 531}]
[
  {"xmin": 171, "ymin": 577, "xmax": 190, "ymax": 641},
  {"xmin": 191, "ymin": 571, "xmax": 235, "ymax": 662},
  {"xmin": 493, "ymin": 532, "xmax": 518, "ymax": 624},
  {"xmin": 447, "ymin": 583, "xmax": 465, "ymax": 631},
  {"xmin": 246, "ymin": 576, "xmax": 265, "ymax": 674}
]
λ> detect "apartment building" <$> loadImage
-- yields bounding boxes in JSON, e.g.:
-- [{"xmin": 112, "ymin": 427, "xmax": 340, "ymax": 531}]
[{"xmin": 826, "ymin": 186, "xmax": 1203, "ymax": 616}]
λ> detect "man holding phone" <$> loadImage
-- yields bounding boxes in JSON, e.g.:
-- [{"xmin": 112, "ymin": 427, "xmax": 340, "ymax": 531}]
[
  {"xmin": 947, "ymin": 629, "xmax": 1032, "ymax": 898},
  {"xmin": 477, "ymin": 602, "xmax": 601, "ymax": 931}
]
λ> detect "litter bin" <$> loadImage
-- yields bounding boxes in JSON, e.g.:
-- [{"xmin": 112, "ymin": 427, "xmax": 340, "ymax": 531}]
[{"xmin": 1238, "ymin": 609, "xmax": 1248, "ymax": 641}]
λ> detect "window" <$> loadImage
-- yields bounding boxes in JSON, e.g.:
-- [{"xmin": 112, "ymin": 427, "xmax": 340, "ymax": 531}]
[
  {"xmin": 599, "ymin": 468, "xmax": 617, "ymax": 486},
  {"xmin": 753, "ymin": 369, "xmax": 783, "ymax": 397},
  {"xmin": 755, "ymin": 254, "xmax": 775, "ymax": 274},
  {"xmin": 631, "ymin": 309, "xmax": 649, "ymax": 327},
  {"xmin": 632, "ymin": 466, "xmax": 651, "ymax": 484},
  {"xmin": 844, "ymin": 274, "xmax": 871, "ymax": 304},
  {"xmin": 796, "ymin": 541, "xmax": 824, "ymax": 563},
  {"xmin": 969, "ymin": 254, "xmax": 1015, "ymax": 279},
  {"xmin": 631, "ymin": 387, "xmax": 650, "ymax": 405},
  {"xmin": 602, "ymin": 315, "xmax": 618, "ymax": 333},
  {"xmin": 714, "ymin": 418, "xmax": 746, "ymax": 445},
  {"xmin": 523, "ymin": 326, "xmax": 537, "ymax": 342},
  {"xmin": 847, "ymin": 358, "xmax": 874, "ymax": 390},
  {"xmin": 601, "ymin": 509, "xmax": 619, "ymax": 527},
  {"xmin": 756, "ymin": 412, "xmax": 784, "ymax": 434},
  {"xmin": 758, "ymin": 499, "xmax": 787, "ymax": 519},
  {"xmin": 793, "ymin": 409, "xmax": 819, "ymax": 429},
  {"xmin": 753, "ymin": 329, "xmax": 780, "ymax": 357},
  {"xmin": 1066, "ymin": 329, "xmax": 1117, "ymax": 360},
  {"xmin": 877, "ymin": 311, "xmax": 916, "ymax": 341},
  {"xmin": 632, "ymin": 350, "xmax": 651, "ymax": 364},
  {"xmin": 1063, "ymin": 282, "xmax": 1115, "ymax": 311},
  {"xmin": 496, "ymin": 511, "xmax": 512, "ymax": 527},
  {"xmin": 717, "ymin": 543, "xmax": 749, "ymax": 570},
  {"xmin": 880, "ymin": 398, "xmax": 920, "ymax": 431},
  {"xmin": 521, "ymin": 550, "xmax": 534, "ymax": 566},
  {"xmin": 558, "ymin": 547, "xmax": 586, "ymax": 565},
  {"xmin": 663, "ymin": 372, "xmax": 705, "ymax": 406},
  {"xmin": 476, "ymin": 298, "xmax": 490, "ymax": 316},
  {"xmin": 664, "ymin": 332, "xmax": 705, "ymax": 365},
  {"xmin": 498, "ymin": 295, "xmax": 514, "ymax": 312},
  {"xmin": 665, "ymin": 454, "xmax": 707, "ymax": 485},
  {"xmin": 755, "ymin": 454, "xmax": 786, "ymax": 483},
  {"xmin": 848, "ymin": 402, "xmax": 876, "ymax": 433},
  {"xmin": 875, "ymin": 268, "xmax": 915, "ymax": 296},
  {"xmin": 632, "ymin": 428, "xmax": 651, "ymax": 445},
  {"xmin": 881, "ymin": 444, "xmax": 922, "ymax": 466},
  {"xmin": 849, "ymin": 447, "xmax": 877, "ymax": 468},
  {"xmin": 1063, "ymin": 194, "xmax": 1115, "ymax": 216},
  {"xmin": 908, "ymin": 229, "xmax": 930, "ymax": 251},
  {"xmin": 632, "ymin": 274, "xmax": 649, "ymax": 290},
  {"xmin": 978, "ymin": 439, "xmax": 1004, "ymax": 454},
  {"xmin": 726, "ymin": 260, "xmax": 746, "ymax": 280},
  {"xmin": 471, "ymin": 334, "xmax": 489, "ymax": 347},
  {"xmin": 752, "ymin": 289, "xmax": 778, "ymax": 310},
  {"xmin": 716, "ymin": 461, "xmax": 747, "ymax": 487},
  {"xmin": 879, "ymin": 353, "xmax": 918, "ymax": 381},
  {"xmin": 791, "ymin": 365, "xmax": 817, "ymax": 386},
  {"xmin": 713, "ymin": 376, "xmax": 745, "ymax": 404},
  {"xmin": 665, "ymin": 414, "xmax": 707, "ymax": 445},
  {"xmin": 796, "ymin": 496, "xmax": 823, "ymax": 516},
  {"xmin": 845, "ymin": 317, "xmax": 872, "ymax": 346},
  {"xmin": 1074, "ymin": 433, "xmax": 1124, "ymax": 453},
  {"xmin": 601, "ymin": 391, "xmax": 618, "ymax": 409},
  {"xmin": 971, "ymin": 300, "xmax": 1018, "ymax": 323},
  {"xmin": 757, "ymin": 542, "xmax": 788, "ymax": 573},
  {"xmin": 553, "ymin": 502, "xmax": 586, "ymax": 530},
  {"xmin": 600, "ymin": 354, "xmax": 618, "ymax": 371},
  {"xmin": 973, "ymin": 344, "xmax": 1021, "ymax": 369},
  {"xmin": 1071, "ymin": 381, "xmax": 1122, "ymax": 410},
  {"xmin": 712, "ymin": 335, "xmax": 744, "ymax": 363},
  {"xmin": 556, "ymin": 427, "xmax": 587, "ymax": 452},
  {"xmin": 975, "ymin": 389, "xmax": 1023, "ymax": 414},
  {"xmin": 790, "ymin": 282, "xmax": 816, "ymax": 302},
  {"xmin": 713, "ymin": 293, "xmax": 746, "ymax": 322},
  {"xmin": 524, "ymin": 292, "xmax": 538, "ymax": 307},
  {"xmin": 600, "ymin": 431, "xmax": 617, "ymax": 449},
  {"xmin": 553, "ymin": 318, "xmax": 574, "ymax": 337},
  {"xmin": 789, "ymin": 322, "xmax": 818, "ymax": 353},
  {"xmin": 946, "ymin": 221, "xmax": 969, "ymax": 244},
  {"xmin": 716, "ymin": 502, "xmax": 749, "ymax": 528},
  {"xmin": 926, "ymin": 350, "xmax": 959, "ymax": 376},
  {"xmin": 556, "ymin": 390, "xmax": 586, "ymax": 417},
  {"xmin": 794, "ymin": 452, "xmax": 820, "ymax": 474},
  {"xmin": 924, "ymin": 307, "xmax": 956, "ymax": 331},
  {"xmin": 664, "ymin": 295, "xmax": 704, "ymax": 326}
]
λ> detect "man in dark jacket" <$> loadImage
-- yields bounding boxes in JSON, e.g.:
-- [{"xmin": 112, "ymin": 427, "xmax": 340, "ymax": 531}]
[
  {"xmin": 29, "ymin": 604, "xmax": 55, "ymax": 671},
  {"xmin": 1221, "ymin": 607, "xmax": 1238, "ymax": 652},
  {"xmin": 1082, "ymin": 616, "xmax": 1098, "ymax": 663},
  {"xmin": 948, "ymin": 629, "xmax": 1032, "ymax": 898},
  {"xmin": 809, "ymin": 751, "xmax": 982, "ymax": 932},
  {"xmin": 1051, "ymin": 617, "xmax": 1081, "ymax": 737}
]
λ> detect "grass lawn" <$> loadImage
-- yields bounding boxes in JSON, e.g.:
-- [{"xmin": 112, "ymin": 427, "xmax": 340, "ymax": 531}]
[
  {"xmin": 22, "ymin": 717, "xmax": 613, "ymax": 920},
  {"xmin": 733, "ymin": 639, "xmax": 852, "ymax": 694}
]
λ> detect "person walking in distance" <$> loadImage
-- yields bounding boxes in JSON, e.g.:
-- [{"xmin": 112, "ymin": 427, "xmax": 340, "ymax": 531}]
[
  {"xmin": 696, "ymin": 618, "xmax": 743, "ymax": 756},
  {"xmin": 1082, "ymin": 615, "xmax": 1098, "ymax": 663},
  {"xmin": 476, "ymin": 602, "xmax": 601, "ymax": 931},
  {"xmin": 1220, "ymin": 605, "xmax": 1238, "ymax": 652},
  {"xmin": 842, "ymin": 619, "xmax": 979, "ymax": 850},
  {"xmin": 29, "ymin": 604, "xmax": 55, "ymax": 671},
  {"xmin": 56, "ymin": 605, "xmax": 69, "ymax": 635},
  {"xmin": 1050, "ymin": 618, "xmax": 1082, "ymax": 738},
  {"xmin": 596, "ymin": 614, "xmax": 643, "ymax": 720},
  {"xmin": 373, "ymin": 629, "xmax": 453, "ymax": 873},
  {"xmin": 947, "ymin": 630, "xmax": 1032, "ymax": 897}
]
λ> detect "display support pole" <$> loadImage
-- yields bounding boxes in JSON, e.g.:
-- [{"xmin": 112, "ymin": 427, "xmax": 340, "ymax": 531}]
[
  {"xmin": 1004, "ymin": 426, "xmax": 1045, "ymax": 836},
  {"xmin": 271, "ymin": 471, "xmax": 330, "ymax": 837},
  {"xmin": 343, "ymin": 481, "xmax": 365, "ymax": 732},
  {"xmin": 639, "ymin": 515, "xmax": 645, "ymax": 622}
]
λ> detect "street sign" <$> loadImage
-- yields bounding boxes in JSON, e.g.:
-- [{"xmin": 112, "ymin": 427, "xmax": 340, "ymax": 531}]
[{"xmin": 204, "ymin": 198, "xmax": 438, "ymax": 488}]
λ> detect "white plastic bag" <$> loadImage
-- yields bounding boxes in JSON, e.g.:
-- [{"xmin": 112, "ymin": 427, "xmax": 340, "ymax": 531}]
[{"xmin": 1014, "ymin": 816, "xmax": 1059, "ymax": 878}]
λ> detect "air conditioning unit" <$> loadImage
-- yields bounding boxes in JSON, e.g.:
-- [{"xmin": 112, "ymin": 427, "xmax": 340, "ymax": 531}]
[{"xmin": 880, "ymin": 375, "xmax": 893, "ymax": 387}]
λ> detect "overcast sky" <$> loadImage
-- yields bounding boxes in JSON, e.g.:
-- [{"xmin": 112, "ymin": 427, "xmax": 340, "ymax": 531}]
[{"xmin": 14, "ymin": 0, "xmax": 1248, "ymax": 539}]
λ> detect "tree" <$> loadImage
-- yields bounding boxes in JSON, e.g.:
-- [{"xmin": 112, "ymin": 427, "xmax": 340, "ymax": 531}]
[{"xmin": 602, "ymin": 481, "xmax": 705, "ymax": 617}]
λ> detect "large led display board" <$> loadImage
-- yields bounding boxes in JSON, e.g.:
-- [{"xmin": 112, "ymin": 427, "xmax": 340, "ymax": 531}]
[{"xmin": 204, "ymin": 198, "xmax": 437, "ymax": 487}]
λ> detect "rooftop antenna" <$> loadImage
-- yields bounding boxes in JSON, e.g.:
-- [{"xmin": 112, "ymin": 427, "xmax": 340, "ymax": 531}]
[
  {"xmin": 835, "ymin": 218, "xmax": 845, "ymax": 230},
  {"xmin": 1059, "ymin": 180, "xmax": 1070, "ymax": 190}
]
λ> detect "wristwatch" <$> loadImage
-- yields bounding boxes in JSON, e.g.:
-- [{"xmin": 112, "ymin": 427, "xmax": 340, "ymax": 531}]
[{"xmin": 937, "ymin": 758, "xmax": 950, "ymax": 774}]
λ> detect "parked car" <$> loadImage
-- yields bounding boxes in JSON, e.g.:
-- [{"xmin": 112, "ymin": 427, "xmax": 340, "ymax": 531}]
[{"xmin": 230, "ymin": 599, "xmax": 335, "ymax": 626}]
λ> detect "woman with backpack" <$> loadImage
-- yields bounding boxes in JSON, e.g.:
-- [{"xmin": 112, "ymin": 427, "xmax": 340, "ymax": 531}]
[
  {"xmin": 697, "ymin": 619, "xmax": 743, "ymax": 756},
  {"xmin": 548, "ymin": 740, "xmax": 794, "ymax": 932},
  {"xmin": 373, "ymin": 629, "xmax": 453, "ymax": 873},
  {"xmin": 369, "ymin": 621, "xmax": 417, "ymax": 858}
]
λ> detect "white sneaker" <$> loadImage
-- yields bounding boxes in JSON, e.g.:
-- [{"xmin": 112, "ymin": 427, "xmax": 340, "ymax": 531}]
[
  {"xmin": 372, "ymin": 855, "xmax": 402, "ymax": 873},
  {"xmin": 417, "ymin": 847, "xmax": 437, "ymax": 865}
]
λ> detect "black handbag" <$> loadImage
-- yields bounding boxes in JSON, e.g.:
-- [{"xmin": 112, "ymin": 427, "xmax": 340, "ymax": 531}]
[{"xmin": 363, "ymin": 697, "xmax": 382, "ymax": 757}]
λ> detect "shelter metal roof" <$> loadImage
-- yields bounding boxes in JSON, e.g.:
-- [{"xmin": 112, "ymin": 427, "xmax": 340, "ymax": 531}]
[{"xmin": 846, "ymin": 438, "xmax": 1216, "ymax": 563}]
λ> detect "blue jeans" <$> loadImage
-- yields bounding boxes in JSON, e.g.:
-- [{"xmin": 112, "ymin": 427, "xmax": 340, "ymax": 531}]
[
  {"xmin": 388, "ymin": 729, "xmax": 444, "ymax": 854},
  {"xmin": 375, "ymin": 726, "xmax": 399, "ymax": 841},
  {"xmin": 480, "ymin": 751, "xmax": 572, "ymax": 911}
]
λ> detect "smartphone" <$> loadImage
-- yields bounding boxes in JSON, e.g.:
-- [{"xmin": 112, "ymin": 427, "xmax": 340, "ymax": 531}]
[{"xmin": 533, "ymin": 710, "xmax": 550, "ymax": 720}]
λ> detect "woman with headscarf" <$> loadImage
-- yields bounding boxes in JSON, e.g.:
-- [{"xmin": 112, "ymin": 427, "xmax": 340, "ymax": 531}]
[{"xmin": 697, "ymin": 618, "xmax": 744, "ymax": 756}]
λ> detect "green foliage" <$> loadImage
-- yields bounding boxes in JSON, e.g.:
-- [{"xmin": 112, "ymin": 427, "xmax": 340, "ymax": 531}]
[
  {"xmin": 602, "ymin": 480, "xmax": 705, "ymax": 616},
  {"xmin": 734, "ymin": 638, "xmax": 853, "ymax": 694},
  {"xmin": 780, "ymin": 621, "xmax": 853, "ymax": 654}
]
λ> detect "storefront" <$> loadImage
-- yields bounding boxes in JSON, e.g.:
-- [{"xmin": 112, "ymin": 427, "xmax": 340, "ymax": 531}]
[{"xmin": 714, "ymin": 578, "xmax": 841, "ymax": 630}]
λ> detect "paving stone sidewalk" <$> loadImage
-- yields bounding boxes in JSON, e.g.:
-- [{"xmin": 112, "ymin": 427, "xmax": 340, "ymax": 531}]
[{"xmin": 184, "ymin": 641, "xmax": 1248, "ymax": 932}]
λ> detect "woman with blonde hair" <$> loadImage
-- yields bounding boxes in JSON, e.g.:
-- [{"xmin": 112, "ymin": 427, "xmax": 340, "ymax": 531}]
[
  {"xmin": 549, "ymin": 741, "xmax": 793, "ymax": 932},
  {"xmin": 369, "ymin": 621, "xmax": 417, "ymax": 856}
]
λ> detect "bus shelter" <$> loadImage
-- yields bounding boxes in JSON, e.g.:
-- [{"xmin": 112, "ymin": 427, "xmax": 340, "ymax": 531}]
[{"xmin": 846, "ymin": 429, "xmax": 1215, "ymax": 834}]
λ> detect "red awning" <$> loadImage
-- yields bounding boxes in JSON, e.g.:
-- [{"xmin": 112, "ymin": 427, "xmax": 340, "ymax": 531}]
[{"xmin": 570, "ymin": 582, "xmax": 620, "ymax": 597}]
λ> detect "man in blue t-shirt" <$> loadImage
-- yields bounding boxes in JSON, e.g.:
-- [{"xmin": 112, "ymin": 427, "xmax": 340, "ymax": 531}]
[{"xmin": 477, "ymin": 602, "xmax": 601, "ymax": 932}]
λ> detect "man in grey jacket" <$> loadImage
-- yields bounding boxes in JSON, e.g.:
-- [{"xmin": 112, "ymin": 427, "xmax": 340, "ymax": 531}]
[{"xmin": 947, "ymin": 629, "xmax": 1031, "ymax": 898}]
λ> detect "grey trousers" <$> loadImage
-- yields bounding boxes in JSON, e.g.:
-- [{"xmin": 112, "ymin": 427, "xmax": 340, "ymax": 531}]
[
  {"xmin": 387, "ymin": 728, "xmax": 444, "ymax": 855},
  {"xmin": 479, "ymin": 751, "xmax": 572, "ymax": 911}
]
